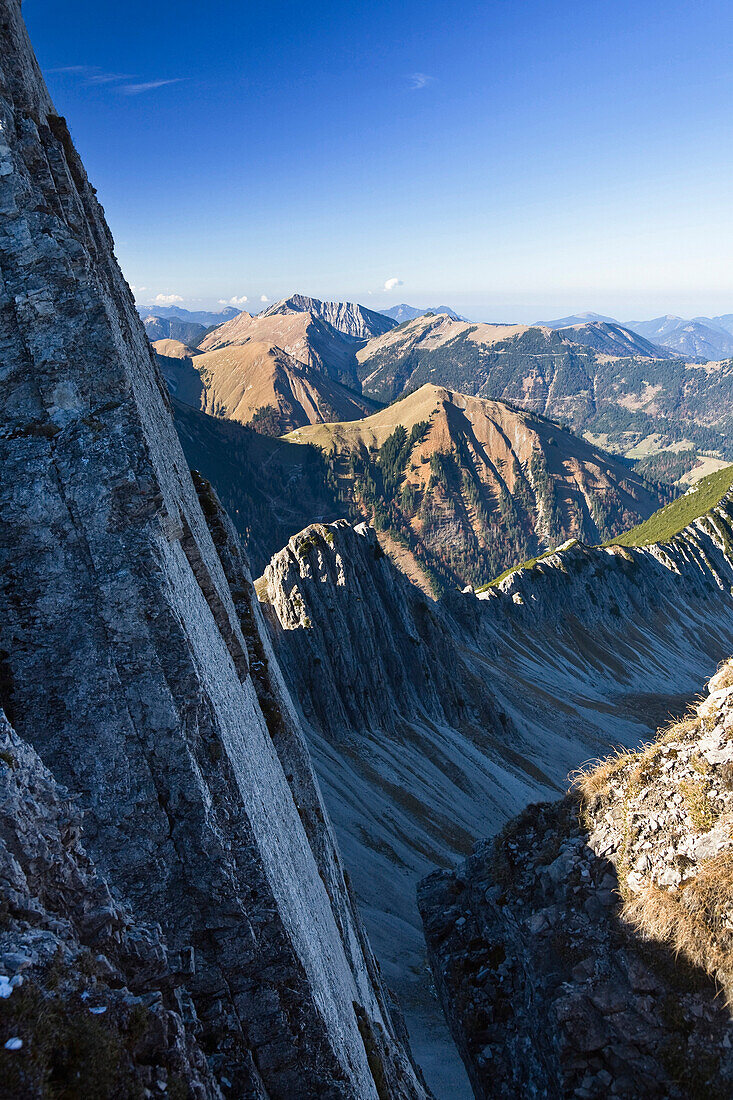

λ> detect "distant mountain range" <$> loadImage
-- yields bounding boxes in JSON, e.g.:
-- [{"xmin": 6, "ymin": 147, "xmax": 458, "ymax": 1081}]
[
  {"xmin": 379, "ymin": 303, "xmax": 467, "ymax": 323},
  {"xmin": 625, "ymin": 315, "xmax": 733, "ymax": 360},
  {"xmin": 540, "ymin": 311, "xmax": 618, "ymax": 327},
  {"xmin": 141, "ymin": 298, "xmax": 733, "ymax": 363},
  {"xmin": 146, "ymin": 296, "xmax": 733, "ymax": 465},
  {"xmin": 542, "ymin": 310, "xmax": 733, "ymax": 360},
  {"xmin": 138, "ymin": 303, "xmax": 240, "ymax": 325}
]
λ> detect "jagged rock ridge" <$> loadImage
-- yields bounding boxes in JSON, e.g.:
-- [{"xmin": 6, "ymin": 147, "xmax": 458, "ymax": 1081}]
[
  {"xmin": 418, "ymin": 663, "xmax": 733, "ymax": 1098},
  {"xmin": 0, "ymin": 4, "xmax": 425, "ymax": 1096},
  {"xmin": 262, "ymin": 293, "xmax": 396, "ymax": 340},
  {"xmin": 257, "ymin": 487, "xmax": 733, "ymax": 1093}
]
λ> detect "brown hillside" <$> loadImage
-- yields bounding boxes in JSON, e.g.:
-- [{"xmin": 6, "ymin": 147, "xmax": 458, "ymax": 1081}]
[
  {"xmin": 198, "ymin": 309, "xmax": 362, "ymax": 387},
  {"xmin": 157, "ymin": 341, "xmax": 377, "ymax": 434},
  {"xmin": 286, "ymin": 384, "xmax": 668, "ymax": 591}
]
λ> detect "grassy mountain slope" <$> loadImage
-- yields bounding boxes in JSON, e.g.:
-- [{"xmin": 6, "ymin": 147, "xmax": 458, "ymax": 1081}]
[
  {"xmin": 611, "ymin": 465, "xmax": 733, "ymax": 547},
  {"xmin": 198, "ymin": 308, "xmax": 366, "ymax": 388},
  {"xmin": 285, "ymin": 384, "xmax": 667, "ymax": 592},
  {"xmin": 157, "ymin": 341, "xmax": 377, "ymax": 434}
]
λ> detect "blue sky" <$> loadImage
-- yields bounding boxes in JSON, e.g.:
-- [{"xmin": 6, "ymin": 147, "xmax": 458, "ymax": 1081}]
[{"xmin": 24, "ymin": 0, "xmax": 733, "ymax": 321}]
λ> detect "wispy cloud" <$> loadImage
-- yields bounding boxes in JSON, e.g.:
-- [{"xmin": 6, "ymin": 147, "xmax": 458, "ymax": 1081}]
[
  {"xmin": 120, "ymin": 79, "xmax": 182, "ymax": 96},
  {"xmin": 218, "ymin": 295, "xmax": 249, "ymax": 306},
  {"xmin": 383, "ymin": 277, "xmax": 403, "ymax": 292},
  {"xmin": 260, "ymin": 294, "xmax": 270, "ymax": 303},
  {"xmin": 88, "ymin": 72, "xmax": 135, "ymax": 85},
  {"xmin": 154, "ymin": 293, "xmax": 183, "ymax": 305},
  {"xmin": 408, "ymin": 72, "xmax": 433, "ymax": 90},
  {"xmin": 48, "ymin": 65, "xmax": 92, "ymax": 75},
  {"xmin": 48, "ymin": 65, "xmax": 181, "ymax": 96}
]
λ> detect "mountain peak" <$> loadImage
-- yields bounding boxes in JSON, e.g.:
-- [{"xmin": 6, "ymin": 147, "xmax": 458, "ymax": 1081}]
[{"xmin": 262, "ymin": 293, "xmax": 396, "ymax": 339}]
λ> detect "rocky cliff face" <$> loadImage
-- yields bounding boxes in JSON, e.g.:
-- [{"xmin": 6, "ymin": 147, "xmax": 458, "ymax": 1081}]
[
  {"xmin": 0, "ymin": 4, "xmax": 425, "ymax": 1096},
  {"xmin": 258, "ymin": 490, "xmax": 733, "ymax": 1094},
  {"xmin": 418, "ymin": 663, "xmax": 733, "ymax": 1099},
  {"xmin": 0, "ymin": 709, "xmax": 220, "ymax": 1099}
]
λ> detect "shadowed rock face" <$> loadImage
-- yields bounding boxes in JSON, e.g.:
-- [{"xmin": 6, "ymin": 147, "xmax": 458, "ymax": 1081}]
[
  {"xmin": 0, "ymin": 4, "xmax": 426, "ymax": 1096},
  {"xmin": 418, "ymin": 669, "xmax": 733, "ymax": 1099},
  {"xmin": 0, "ymin": 709, "xmax": 221, "ymax": 1099}
]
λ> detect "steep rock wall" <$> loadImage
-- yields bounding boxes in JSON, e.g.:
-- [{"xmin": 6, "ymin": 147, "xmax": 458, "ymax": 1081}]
[
  {"xmin": 0, "ymin": 708, "xmax": 220, "ymax": 1099},
  {"xmin": 0, "ymin": 5, "xmax": 425, "ymax": 1097}
]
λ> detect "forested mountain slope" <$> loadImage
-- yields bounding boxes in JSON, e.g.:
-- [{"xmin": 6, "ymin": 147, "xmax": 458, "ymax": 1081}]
[
  {"xmin": 356, "ymin": 314, "xmax": 733, "ymax": 459},
  {"xmin": 286, "ymin": 384, "xmax": 667, "ymax": 592}
]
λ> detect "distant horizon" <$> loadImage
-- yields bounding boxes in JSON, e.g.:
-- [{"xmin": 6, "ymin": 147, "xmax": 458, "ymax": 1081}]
[
  {"xmin": 135, "ymin": 292, "xmax": 733, "ymax": 328},
  {"xmin": 24, "ymin": 0, "xmax": 733, "ymax": 326}
]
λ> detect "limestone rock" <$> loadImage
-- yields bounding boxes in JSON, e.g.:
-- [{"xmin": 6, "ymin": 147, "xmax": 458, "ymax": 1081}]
[{"xmin": 0, "ymin": 4, "xmax": 425, "ymax": 1096}]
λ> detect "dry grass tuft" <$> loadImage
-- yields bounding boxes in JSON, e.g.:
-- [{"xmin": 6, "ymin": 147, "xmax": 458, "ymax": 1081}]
[
  {"xmin": 624, "ymin": 852, "xmax": 733, "ymax": 998},
  {"xmin": 713, "ymin": 661, "xmax": 733, "ymax": 692},
  {"xmin": 679, "ymin": 777, "xmax": 716, "ymax": 832},
  {"xmin": 570, "ymin": 746, "xmax": 641, "ymax": 802}
]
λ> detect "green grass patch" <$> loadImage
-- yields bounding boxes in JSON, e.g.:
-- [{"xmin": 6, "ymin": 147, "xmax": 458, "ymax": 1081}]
[
  {"xmin": 607, "ymin": 465, "xmax": 733, "ymax": 548},
  {"xmin": 475, "ymin": 543, "xmax": 575, "ymax": 592}
]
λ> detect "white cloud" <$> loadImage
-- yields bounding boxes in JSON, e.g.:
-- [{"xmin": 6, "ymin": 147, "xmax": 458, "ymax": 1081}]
[
  {"xmin": 260, "ymin": 294, "xmax": 270, "ymax": 302},
  {"xmin": 154, "ymin": 293, "xmax": 183, "ymax": 305},
  {"xmin": 408, "ymin": 72, "xmax": 433, "ymax": 90},
  {"xmin": 120, "ymin": 79, "xmax": 182, "ymax": 96},
  {"xmin": 218, "ymin": 295, "xmax": 249, "ymax": 306},
  {"xmin": 383, "ymin": 277, "xmax": 403, "ymax": 292},
  {"xmin": 130, "ymin": 285, "xmax": 148, "ymax": 297}
]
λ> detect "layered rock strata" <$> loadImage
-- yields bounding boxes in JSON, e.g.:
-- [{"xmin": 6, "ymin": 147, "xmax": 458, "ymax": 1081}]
[{"xmin": 0, "ymin": 4, "xmax": 425, "ymax": 1096}]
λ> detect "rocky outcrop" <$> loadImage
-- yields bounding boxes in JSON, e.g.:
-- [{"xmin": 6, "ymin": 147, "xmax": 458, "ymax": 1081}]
[
  {"xmin": 262, "ymin": 295, "xmax": 396, "ymax": 341},
  {"xmin": 258, "ymin": 492, "xmax": 733, "ymax": 1095},
  {"xmin": 0, "ymin": 709, "xmax": 219, "ymax": 1099},
  {"xmin": 418, "ymin": 664, "xmax": 733, "ymax": 1099},
  {"xmin": 0, "ymin": 4, "xmax": 425, "ymax": 1096}
]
